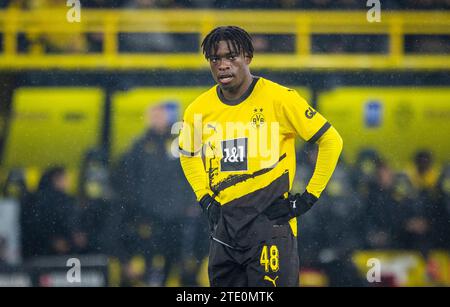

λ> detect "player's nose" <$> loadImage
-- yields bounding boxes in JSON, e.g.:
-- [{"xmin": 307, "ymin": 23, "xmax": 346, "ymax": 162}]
[{"xmin": 218, "ymin": 59, "xmax": 231, "ymax": 70}]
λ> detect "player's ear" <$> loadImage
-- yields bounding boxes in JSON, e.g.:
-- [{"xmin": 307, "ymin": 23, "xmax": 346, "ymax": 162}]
[{"xmin": 245, "ymin": 55, "xmax": 252, "ymax": 65}]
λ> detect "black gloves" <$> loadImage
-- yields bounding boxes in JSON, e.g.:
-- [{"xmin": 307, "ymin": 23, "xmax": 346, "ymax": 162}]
[
  {"xmin": 264, "ymin": 191, "xmax": 318, "ymax": 220},
  {"xmin": 199, "ymin": 194, "xmax": 221, "ymax": 231},
  {"xmin": 199, "ymin": 191, "xmax": 317, "ymax": 228}
]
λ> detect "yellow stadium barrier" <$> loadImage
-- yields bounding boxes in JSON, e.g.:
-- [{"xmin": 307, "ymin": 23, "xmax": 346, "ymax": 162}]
[
  {"xmin": 0, "ymin": 9, "xmax": 448, "ymax": 70},
  {"xmin": 318, "ymin": 87, "xmax": 450, "ymax": 169},
  {"xmin": 3, "ymin": 87, "xmax": 104, "ymax": 169}
]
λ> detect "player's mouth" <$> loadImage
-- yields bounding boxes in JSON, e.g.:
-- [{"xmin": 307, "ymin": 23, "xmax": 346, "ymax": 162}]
[{"xmin": 218, "ymin": 74, "xmax": 234, "ymax": 85}]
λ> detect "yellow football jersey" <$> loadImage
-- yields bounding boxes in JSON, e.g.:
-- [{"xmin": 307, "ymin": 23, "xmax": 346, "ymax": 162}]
[
  {"xmin": 179, "ymin": 77, "xmax": 331, "ymax": 247},
  {"xmin": 180, "ymin": 76, "xmax": 329, "ymax": 202}
]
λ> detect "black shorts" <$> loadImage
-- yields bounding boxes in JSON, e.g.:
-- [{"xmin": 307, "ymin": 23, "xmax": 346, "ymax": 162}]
[{"xmin": 208, "ymin": 222, "xmax": 299, "ymax": 287}]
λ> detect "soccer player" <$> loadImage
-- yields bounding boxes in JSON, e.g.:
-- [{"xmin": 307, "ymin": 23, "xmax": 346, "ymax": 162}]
[{"xmin": 179, "ymin": 26, "xmax": 343, "ymax": 287}]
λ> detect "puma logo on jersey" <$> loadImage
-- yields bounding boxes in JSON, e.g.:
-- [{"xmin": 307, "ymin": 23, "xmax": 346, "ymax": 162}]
[
  {"xmin": 207, "ymin": 123, "xmax": 217, "ymax": 132},
  {"xmin": 264, "ymin": 275, "xmax": 279, "ymax": 287}
]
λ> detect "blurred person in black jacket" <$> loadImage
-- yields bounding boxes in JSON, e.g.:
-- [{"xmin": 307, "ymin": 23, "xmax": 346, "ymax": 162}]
[
  {"xmin": 390, "ymin": 172, "xmax": 418, "ymax": 248},
  {"xmin": 362, "ymin": 160, "xmax": 399, "ymax": 249},
  {"xmin": 435, "ymin": 165, "xmax": 450, "ymax": 248},
  {"xmin": 351, "ymin": 149, "xmax": 380, "ymax": 202},
  {"xmin": 408, "ymin": 150, "xmax": 439, "ymax": 194},
  {"xmin": 398, "ymin": 151, "xmax": 440, "ymax": 253},
  {"xmin": 117, "ymin": 103, "xmax": 193, "ymax": 285},
  {"xmin": 398, "ymin": 162, "xmax": 448, "ymax": 253},
  {"xmin": 75, "ymin": 148, "xmax": 117, "ymax": 255},
  {"xmin": 33, "ymin": 167, "xmax": 77, "ymax": 256}
]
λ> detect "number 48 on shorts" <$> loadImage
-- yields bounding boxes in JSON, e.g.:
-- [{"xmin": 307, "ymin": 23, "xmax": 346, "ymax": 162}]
[{"xmin": 260, "ymin": 245, "xmax": 279, "ymax": 272}]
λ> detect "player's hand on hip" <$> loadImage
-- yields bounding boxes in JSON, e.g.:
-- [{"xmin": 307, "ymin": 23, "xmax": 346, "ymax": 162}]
[
  {"xmin": 264, "ymin": 191, "xmax": 318, "ymax": 220},
  {"xmin": 199, "ymin": 194, "xmax": 222, "ymax": 230}
]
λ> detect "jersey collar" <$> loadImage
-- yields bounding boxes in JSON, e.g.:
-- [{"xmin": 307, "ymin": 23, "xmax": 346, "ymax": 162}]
[{"xmin": 216, "ymin": 76, "xmax": 260, "ymax": 106}]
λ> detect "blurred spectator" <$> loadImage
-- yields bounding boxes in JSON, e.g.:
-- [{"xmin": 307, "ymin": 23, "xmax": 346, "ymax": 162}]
[
  {"xmin": 396, "ymin": 151, "xmax": 440, "ymax": 253},
  {"xmin": 390, "ymin": 172, "xmax": 418, "ymax": 250},
  {"xmin": 405, "ymin": 150, "xmax": 441, "ymax": 251},
  {"xmin": 121, "ymin": 255, "xmax": 148, "ymax": 286},
  {"xmin": 362, "ymin": 160, "xmax": 398, "ymax": 249},
  {"xmin": 438, "ymin": 165, "xmax": 450, "ymax": 208},
  {"xmin": 397, "ymin": 197, "xmax": 435, "ymax": 253},
  {"xmin": 73, "ymin": 148, "xmax": 116, "ymax": 254},
  {"xmin": 351, "ymin": 149, "xmax": 380, "ymax": 200},
  {"xmin": 115, "ymin": 103, "xmax": 194, "ymax": 286},
  {"xmin": 33, "ymin": 167, "xmax": 77, "ymax": 256},
  {"xmin": 392, "ymin": 172, "xmax": 417, "ymax": 205},
  {"xmin": 435, "ymin": 165, "xmax": 450, "ymax": 248},
  {"xmin": 407, "ymin": 150, "xmax": 439, "ymax": 193}
]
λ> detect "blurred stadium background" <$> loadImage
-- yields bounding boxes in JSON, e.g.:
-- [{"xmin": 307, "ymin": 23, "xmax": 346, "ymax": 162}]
[{"xmin": 0, "ymin": 0, "xmax": 449, "ymax": 287}]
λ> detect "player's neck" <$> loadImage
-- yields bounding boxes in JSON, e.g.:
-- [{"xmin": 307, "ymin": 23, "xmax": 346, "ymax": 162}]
[{"xmin": 221, "ymin": 74, "xmax": 254, "ymax": 101}]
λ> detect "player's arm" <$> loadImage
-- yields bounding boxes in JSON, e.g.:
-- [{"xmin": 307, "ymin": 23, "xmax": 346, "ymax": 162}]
[
  {"xmin": 179, "ymin": 155, "xmax": 209, "ymax": 201},
  {"xmin": 306, "ymin": 125, "xmax": 343, "ymax": 199},
  {"xmin": 178, "ymin": 105, "xmax": 211, "ymax": 200},
  {"xmin": 266, "ymin": 90, "xmax": 343, "ymax": 219},
  {"xmin": 179, "ymin": 106, "xmax": 220, "ymax": 228}
]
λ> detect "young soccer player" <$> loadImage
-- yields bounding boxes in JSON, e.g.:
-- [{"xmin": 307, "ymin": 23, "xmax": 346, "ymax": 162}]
[{"xmin": 179, "ymin": 26, "xmax": 343, "ymax": 287}]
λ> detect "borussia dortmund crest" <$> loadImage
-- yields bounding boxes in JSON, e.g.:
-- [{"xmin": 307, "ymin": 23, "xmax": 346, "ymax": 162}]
[{"xmin": 251, "ymin": 108, "xmax": 265, "ymax": 128}]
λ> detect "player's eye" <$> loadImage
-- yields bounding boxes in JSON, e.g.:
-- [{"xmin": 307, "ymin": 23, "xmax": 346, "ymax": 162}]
[
  {"xmin": 210, "ymin": 57, "xmax": 219, "ymax": 63},
  {"xmin": 228, "ymin": 54, "xmax": 236, "ymax": 60}
]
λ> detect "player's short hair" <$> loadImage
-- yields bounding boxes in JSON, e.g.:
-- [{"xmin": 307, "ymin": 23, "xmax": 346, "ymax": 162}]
[{"xmin": 201, "ymin": 26, "xmax": 254, "ymax": 60}]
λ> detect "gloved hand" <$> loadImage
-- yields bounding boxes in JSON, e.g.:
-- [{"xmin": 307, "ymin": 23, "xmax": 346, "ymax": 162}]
[
  {"xmin": 199, "ymin": 194, "xmax": 221, "ymax": 230},
  {"xmin": 264, "ymin": 191, "xmax": 318, "ymax": 220}
]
